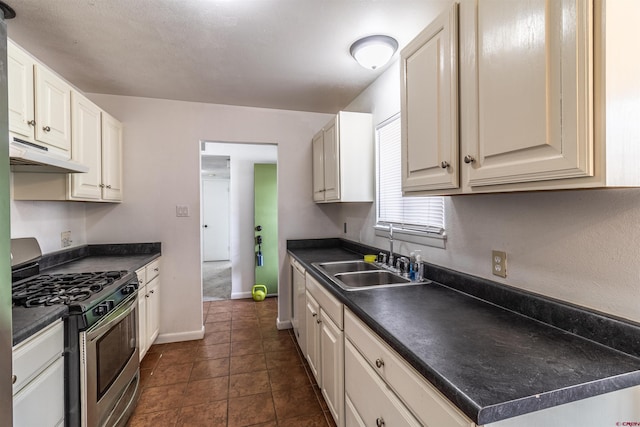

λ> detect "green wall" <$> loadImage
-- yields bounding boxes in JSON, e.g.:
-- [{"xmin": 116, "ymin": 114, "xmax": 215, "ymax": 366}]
[{"xmin": 254, "ymin": 164, "xmax": 278, "ymax": 294}]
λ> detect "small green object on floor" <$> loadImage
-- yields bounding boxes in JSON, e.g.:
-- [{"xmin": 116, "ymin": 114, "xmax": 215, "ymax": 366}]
[{"xmin": 252, "ymin": 284, "xmax": 267, "ymax": 301}]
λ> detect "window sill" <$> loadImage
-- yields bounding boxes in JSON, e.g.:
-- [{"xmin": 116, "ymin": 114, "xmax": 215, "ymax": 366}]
[{"xmin": 374, "ymin": 225, "xmax": 446, "ymax": 249}]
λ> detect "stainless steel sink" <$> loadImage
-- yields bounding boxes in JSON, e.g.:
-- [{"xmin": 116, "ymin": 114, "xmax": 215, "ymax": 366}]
[
  {"xmin": 312, "ymin": 260, "xmax": 427, "ymax": 291},
  {"xmin": 334, "ymin": 271, "xmax": 412, "ymax": 288},
  {"xmin": 314, "ymin": 260, "xmax": 380, "ymax": 275}
]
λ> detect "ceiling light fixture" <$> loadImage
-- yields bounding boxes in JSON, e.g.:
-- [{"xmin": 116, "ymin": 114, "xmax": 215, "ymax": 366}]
[{"xmin": 350, "ymin": 35, "xmax": 398, "ymax": 70}]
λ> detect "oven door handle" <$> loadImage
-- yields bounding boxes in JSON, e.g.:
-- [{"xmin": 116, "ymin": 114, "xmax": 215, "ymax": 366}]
[{"xmin": 86, "ymin": 292, "xmax": 138, "ymax": 342}]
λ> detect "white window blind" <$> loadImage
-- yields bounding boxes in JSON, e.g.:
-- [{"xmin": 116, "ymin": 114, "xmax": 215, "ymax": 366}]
[{"xmin": 376, "ymin": 113, "xmax": 445, "ymax": 235}]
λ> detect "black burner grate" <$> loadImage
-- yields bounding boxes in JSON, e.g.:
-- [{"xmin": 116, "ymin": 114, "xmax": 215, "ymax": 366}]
[{"xmin": 12, "ymin": 271, "xmax": 127, "ymax": 307}]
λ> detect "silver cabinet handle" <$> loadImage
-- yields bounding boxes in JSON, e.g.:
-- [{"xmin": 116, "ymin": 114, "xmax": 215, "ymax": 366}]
[
  {"xmin": 12, "ymin": 375, "xmax": 17, "ymax": 384},
  {"xmin": 154, "ymin": 268, "xmax": 159, "ymax": 272},
  {"xmin": 146, "ymin": 294, "xmax": 150, "ymax": 298},
  {"xmin": 27, "ymin": 119, "xmax": 35, "ymax": 127},
  {"xmin": 316, "ymin": 319, "xmax": 321, "ymax": 324},
  {"xmin": 464, "ymin": 155, "xmax": 475, "ymax": 164},
  {"xmin": 375, "ymin": 358, "xmax": 384, "ymax": 368},
  {"xmin": 441, "ymin": 161, "xmax": 449, "ymax": 169},
  {"xmin": 42, "ymin": 125, "xmax": 51, "ymax": 132},
  {"xmin": 312, "ymin": 312, "xmax": 317, "ymax": 317},
  {"xmin": 376, "ymin": 417, "xmax": 385, "ymax": 427},
  {"xmin": 149, "ymin": 290, "xmax": 154, "ymax": 294},
  {"xmin": 99, "ymin": 184, "xmax": 105, "ymax": 188},
  {"xmin": 106, "ymin": 185, "xmax": 112, "ymax": 189}
]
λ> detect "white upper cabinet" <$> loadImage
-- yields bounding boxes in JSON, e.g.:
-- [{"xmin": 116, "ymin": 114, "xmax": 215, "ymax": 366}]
[
  {"xmin": 8, "ymin": 41, "xmax": 36, "ymax": 139},
  {"xmin": 312, "ymin": 111, "xmax": 373, "ymax": 203},
  {"xmin": 70, "ymin": 91, "xmax": 103, "ymax": 200},
  {"xmin": 404, "ymin": 0, "xmax": 640, "ymax": 195},
  {"xmin": 462, "ymin": 0, "xmax": 594, "ymax": 189},
  {"xmin": 401, "ymin": 3, "xmax": 459, "ymax": 193},
  {"xmin": 9, "ymin": 40, "xmax": 72, "ymax": 158},
  {"xmin": 101, "ymin": 112, "xmax": 124, "ymax": 201}
]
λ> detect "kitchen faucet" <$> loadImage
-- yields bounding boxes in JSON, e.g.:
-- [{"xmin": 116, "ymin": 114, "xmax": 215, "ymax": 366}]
[{"xmin": 388, "ymin": 224, "xmax": 394, "ymax": 267}]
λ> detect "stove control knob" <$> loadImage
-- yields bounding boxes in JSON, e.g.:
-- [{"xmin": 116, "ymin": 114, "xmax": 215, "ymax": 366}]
[
  {"xmin": 93, "ymin": 304, "xmax": 108, "ymax": 316},
  {"xmin": 121, "ymin": 285, "xmax": 136, "ymax": 295}
]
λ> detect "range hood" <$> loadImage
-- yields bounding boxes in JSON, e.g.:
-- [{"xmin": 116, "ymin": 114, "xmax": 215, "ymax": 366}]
[{"xmin": 9, "ymin": 136, "xmax": 89, "ymax": 173}]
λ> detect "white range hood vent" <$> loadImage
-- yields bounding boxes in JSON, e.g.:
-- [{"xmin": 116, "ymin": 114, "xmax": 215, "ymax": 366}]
[{"xmin": 9, "ymin": 136, "xmax": 89, "ymax": 173}]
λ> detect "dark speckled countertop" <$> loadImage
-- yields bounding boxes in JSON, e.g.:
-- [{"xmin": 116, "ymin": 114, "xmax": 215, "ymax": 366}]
[
  {"xmin": 287, "ymin": 239, "xmax": 640, "ymax": 425},
  {"xmin": 12, "ymin": 243, "xmax": 161, "ymax": 346}
]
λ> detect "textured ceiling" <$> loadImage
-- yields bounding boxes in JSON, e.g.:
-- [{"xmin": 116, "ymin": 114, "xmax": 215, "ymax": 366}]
[{"xmin": 6, "ymin": 0, "xmax": 449, "ymax": 113}]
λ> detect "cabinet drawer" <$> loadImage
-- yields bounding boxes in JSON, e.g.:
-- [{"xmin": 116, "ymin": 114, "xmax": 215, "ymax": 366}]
[
  {"xmin": 12, "ymin": 319, "xmax": 64, "ymax": 395},
  {"xmin": 146, "ymin": 258, "xmax": 160, "ymax": 282},
  {"xmin": 345, "ymin": 309, "xmax": 474, "ymax": 427},
  {"xmin": 306, "ymin": 273, "xmax": 342, "ymax": 329},
  {"xmin": 345, "ymin": 340, "xmax": 421, "ymax": 427}
]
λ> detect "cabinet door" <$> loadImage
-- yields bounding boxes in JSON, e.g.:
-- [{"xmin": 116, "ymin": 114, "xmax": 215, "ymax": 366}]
[
  {"xmin": 305, "ymin": 291, "xmax": 321, "ymax": 385},
  {"xmin": 463, "ymin": 0, "xmax": 593, "ymax": 188},
  {"xmin": 13, "ymin": 356, "xmax": 65, "ymax": 427},
  {"xmin": 320, "ymin": 309, "xmax": 344, "ymax": 427},
  {"xmin": 147, "ymin": 275, "xmax": 161, "ymax": 346},
  {"xmin": 137, "ymin": 288, "xmax": 148, "ymax": 361},
  {"xmin": 401, "ymin": 3, "xmax": 459, "ymax": 192},
  {"xmin": 8, "ymin": 41, "xmax": 35, "ymax": 138},
  {"xmin": 34, "ymin": 65, "xmax": 71, "ymax": 155},
  {"xmin": 101, "ymin": 112, "xmax": 123, "ymax": 201},
  {"xmin": 70, "ymin": 92, "xmax": 103, "ymax": 200},
  {"xmin": 323, "ymin": 117, "xmax": 341, "ymax": 201},
  {"xmin": 291, "ymin": 262, "xmax": 307, "ymax": 355},
  {"xmin": 312, "ymin": 130, "xmax": 325, "ymax": 202}
]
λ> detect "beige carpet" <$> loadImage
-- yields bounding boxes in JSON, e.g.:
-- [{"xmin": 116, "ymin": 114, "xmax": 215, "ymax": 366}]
[{"xmin": 203, "ymin": 261, "xmax": 232, "ymax": 301}]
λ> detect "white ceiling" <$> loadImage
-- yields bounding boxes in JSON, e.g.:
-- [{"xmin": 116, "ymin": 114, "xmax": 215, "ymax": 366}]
[{"xmin": 6, "ymin": 0, "xmax": 449, "ymax": 114}]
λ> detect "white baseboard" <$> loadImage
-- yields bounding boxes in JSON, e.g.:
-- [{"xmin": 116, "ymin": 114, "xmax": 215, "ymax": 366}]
[
  {"xmin": 231, "ymin": 291, "xmax": 252, "ymax": 299},
  {"xmin": 155, "ymin": 325, "xmax": 205, "ymax": 344},
  {"xmin": 276, "ymin": 318, "xmax": 292, "ymax": 330},
  {"xmin": 231, "ymin": 291, "xmax": 278, "ymax": 300}
]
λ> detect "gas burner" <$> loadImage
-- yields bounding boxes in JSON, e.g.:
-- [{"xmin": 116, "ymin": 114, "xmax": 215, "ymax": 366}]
[{"xmin": 12, "ymin": 271, "xmax": 127, "ymax": 308}]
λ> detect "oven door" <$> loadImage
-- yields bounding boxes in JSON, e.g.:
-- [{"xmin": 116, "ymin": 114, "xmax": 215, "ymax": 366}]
[{"xmin": 80, "ymin": 292, "xmax": 140, "ymax": 427}]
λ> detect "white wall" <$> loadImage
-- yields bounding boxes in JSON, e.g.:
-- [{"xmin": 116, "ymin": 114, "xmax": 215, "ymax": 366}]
[
  {"xmin": 201, "ymin": 142, "xmax": 277, "ymax": 300},
  {"xmin": 80, "ymin": 94, "xmax": 336, "ymax": 340},
  {"xmin": 10, "ymin": 192, "xmax": 88, "ymax": 254},
  {"xmin": 338, "ymin": 61, "xmax": 640, "ymax": 324}
]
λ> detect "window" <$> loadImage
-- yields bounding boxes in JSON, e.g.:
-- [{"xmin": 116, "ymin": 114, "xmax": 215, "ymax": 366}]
[{"xmin": 375, "ymin": 113, "xmax": 445, "ymax": 247}]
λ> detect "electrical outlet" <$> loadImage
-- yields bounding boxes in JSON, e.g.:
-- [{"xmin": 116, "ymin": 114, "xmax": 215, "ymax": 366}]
[
  {"xmin": 61, "ymin": 231, "xmax": 72, "ymax": 248},
  {"xmin": 492, "ymin": 250, "xmax": 507, "ymax": 278},
  {"xmin": 176, "ymin": 205, "xmax": 190, "ymax": 217}
]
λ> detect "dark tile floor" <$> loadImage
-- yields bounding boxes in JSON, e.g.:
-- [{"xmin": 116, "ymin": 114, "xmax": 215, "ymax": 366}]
[{"xmin": 127, "ymin": 297, "xmax": 337, "ymax": 427}]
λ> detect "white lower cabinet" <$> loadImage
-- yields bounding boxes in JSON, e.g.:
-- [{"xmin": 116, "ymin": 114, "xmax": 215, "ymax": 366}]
[
  {"xmin": 137, "ymin": 257, "xmax": 161, "ymax": 361},
  {"xmin": 12, "ymin": 319, "xmax": 65, "ymax": 427},
  {"xmin": 290, "ymin": 256, "xmax": 307, "ymax": 355},
  {"xmin": 345, "ymin": 340, "xmax": 421, "ymax": 427},
  {"xmin": 345, "ymin": 308, "xmax": 474, "ymax": 427},
  {"xmin": 305, "ymin": 274, "xmax": 344, "ymax": 427}
]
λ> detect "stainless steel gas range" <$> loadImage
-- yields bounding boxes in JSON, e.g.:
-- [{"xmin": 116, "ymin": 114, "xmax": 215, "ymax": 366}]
[{"xmin": 11, "ymin": 238, "xmax": 140, "ymax": 427}]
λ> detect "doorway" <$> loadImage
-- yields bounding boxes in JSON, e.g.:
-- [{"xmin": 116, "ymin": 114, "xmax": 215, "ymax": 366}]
[
  {"xmin": 200, "ymin": 142, "xmax": 278, "ymax": 300},
  {"xmin": 201, "ymin": 155, "xmax": 231, "ymax": 301}
]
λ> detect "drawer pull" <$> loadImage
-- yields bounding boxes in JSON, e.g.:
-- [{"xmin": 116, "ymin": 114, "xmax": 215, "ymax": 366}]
[
  {"xmin": 312, "ymin": 312, "xmax": 317, "ymax": 317},
  {"xmin": 316, "ymin": 319, "xmax": 321, "ymax": 324},
  {"xmin": 42, "ymin": 125, "xmax": 51, "ymax": 132},
  {"xmin": 375, "ymin": 358, "xmax": 385, "ymax": 368},
  {"xmin": 12, "ymin": 375, "xmax": 17, "ymax": 384},
  {"xmin": 376, "ymin": 417, "xmax": 385, "ymax": 427},
  {"xmin": 154, "ymin": 268, "xmax": 159, "ymax": 272}
]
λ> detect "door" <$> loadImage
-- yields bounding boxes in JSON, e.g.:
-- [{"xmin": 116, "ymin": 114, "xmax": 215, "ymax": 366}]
[
  {"xmin": 202, "ymin": 179, "xmax": 230, "ymax": 261},
  {"xmin": 70, "ymin": 91, "xmax": 102, "ymax": 200},
  {"xmin": 101, "ymin": 112, "xmax": 123, "ymax": 201},
  {"xmin": 401, "ymin": 3, "xmax": 459, "ymax": 192},
  {"xmin": 322, "ymin": 117, "xmax": 340, "ymax": 201},
  {"xmin": 464, "ymin": 0, "xmax": 593, "ymax": 188},
  {"xmin": 254, "ymin": 163, "xmax": 278, "ymax": 294}
]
